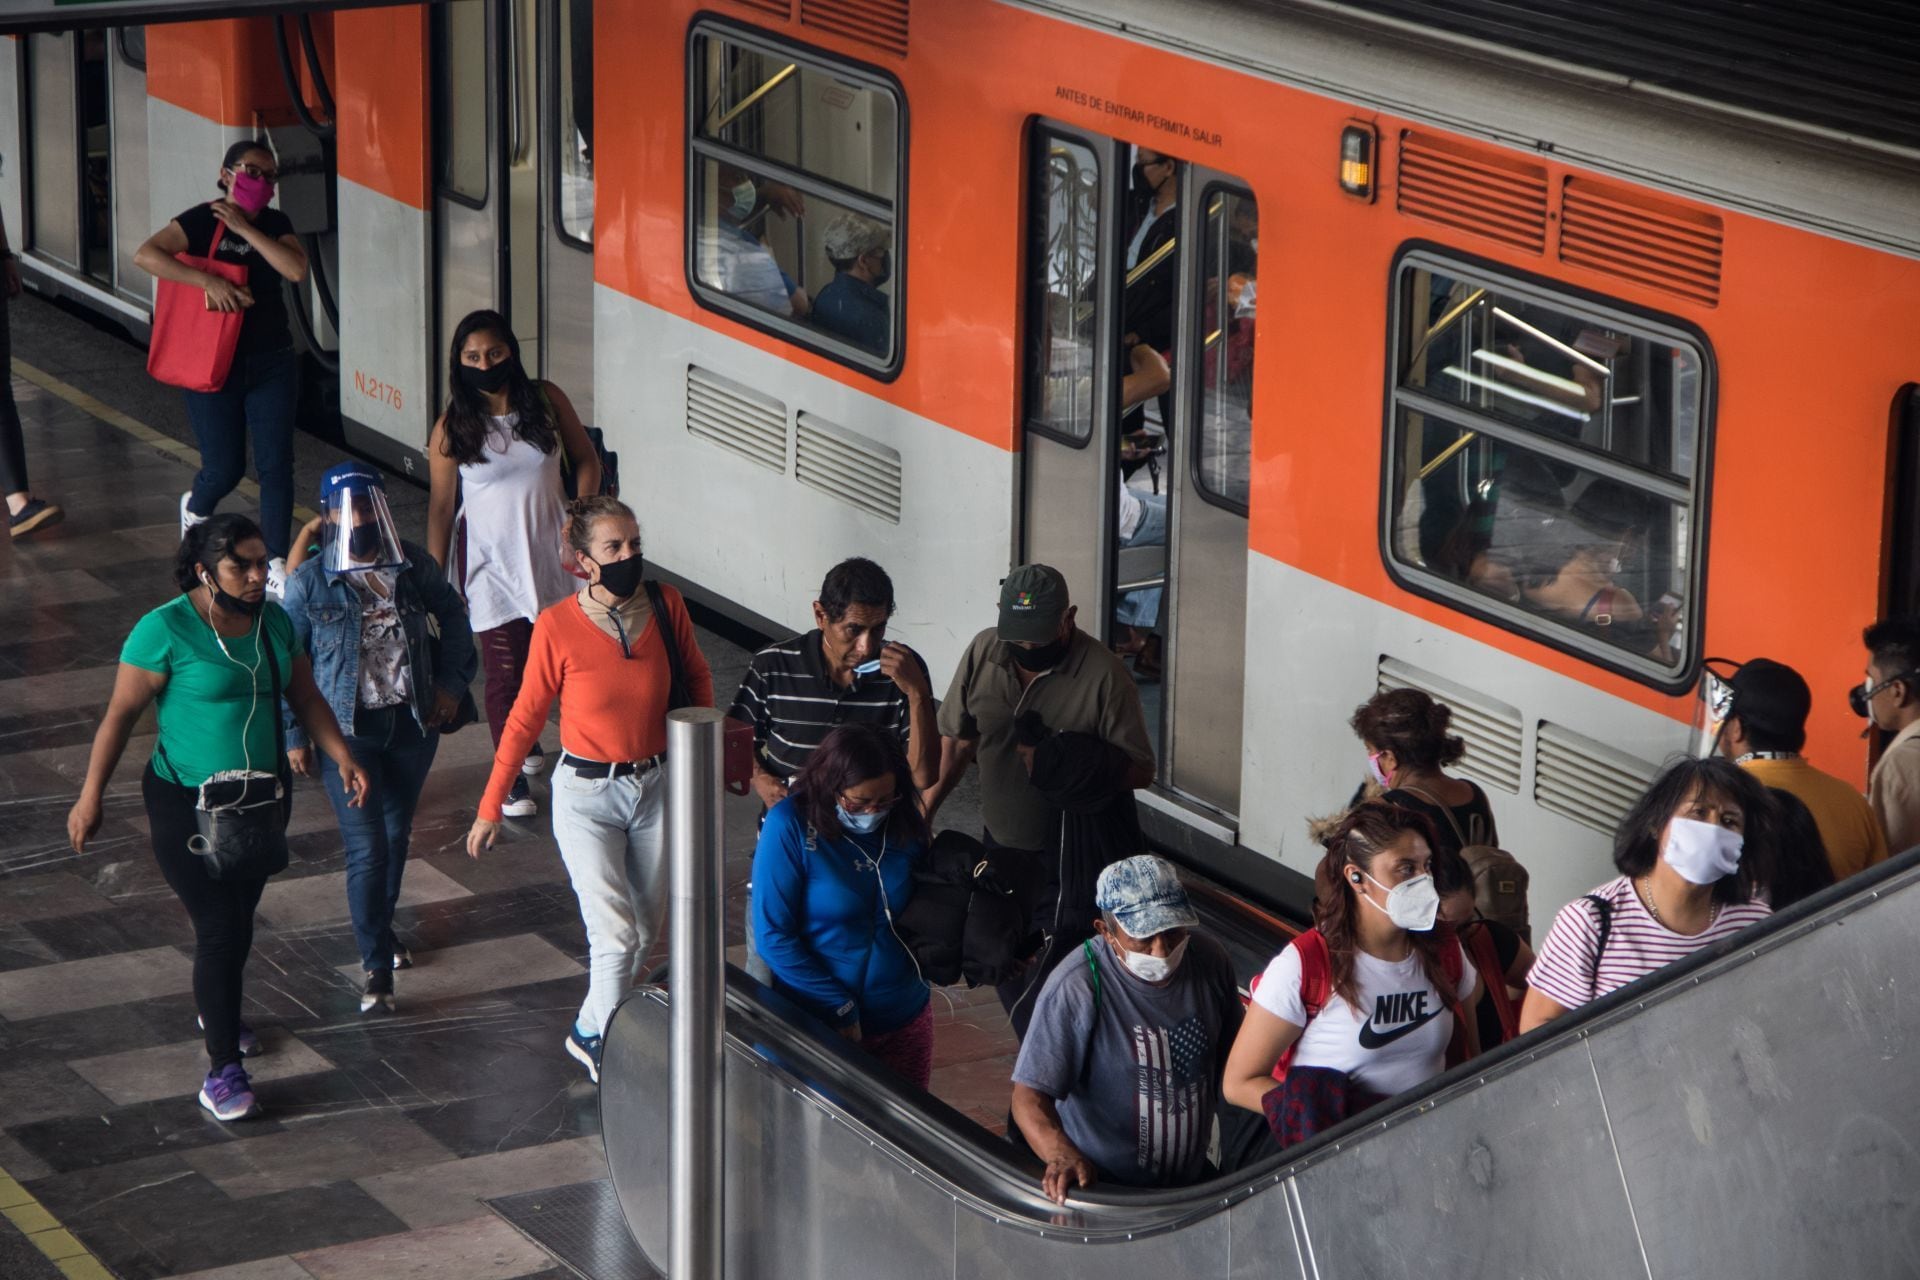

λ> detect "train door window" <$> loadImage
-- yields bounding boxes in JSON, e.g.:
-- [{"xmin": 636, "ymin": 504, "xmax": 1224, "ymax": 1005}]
[
  {"xmin": 436, "ymin": 0, "xmax": 490, "ymax": 205},
  {"xmin": 116, "ymin": 26, "xmax": 146, "ymax": 70},
  {"xmin": 79, "ymin": 29, "xmax": 111, "ymax": 282},
  {"xmin": 1024, "ymin": 136, "xmax": 1102, "ymax": 444},
  {"xmin": 27, "ymin": 33, "xmax": 80, "ymax": 270},
  {"xmin": 1193, "ymin": 188, "xmax": 1256, "ymax": 511},
  {"xmin": 687, "ymin": 21, "xmax": 904, "ymax": 375},
  {"xmin": 1886, "ymin": 386, "xmax": 1920, "ymax": 620},
  {"xmin": 554, "ymin": 0, "xmax": 592, "ymax": 245},
  {"xmin": 1383, "ymin": 250, "xmax": 1711, "ymax": 688}
]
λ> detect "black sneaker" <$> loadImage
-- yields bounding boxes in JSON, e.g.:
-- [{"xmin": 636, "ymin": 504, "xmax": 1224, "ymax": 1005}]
[
  {"xmin": 361, "ymin": 966, "xmax": 395, "ymax": 1014},
  {"xmin": 502, "ymin": 775, "xmax": 537, "ymax": 818},
  {"xmin": 566, "ymin": 1025, "xmax": 603, "ymax": 1084},
  {"xmin": 8, "ymin": 497, "xmax": 62, "ymax": 538},
  {"xmin": 391, "ymin": 942, "xmax": 414, "ymax": 970}
]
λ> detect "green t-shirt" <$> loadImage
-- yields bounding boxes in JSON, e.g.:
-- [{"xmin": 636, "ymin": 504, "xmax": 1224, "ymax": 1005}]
[{"xmin": 121, "ymin": 595, "xmax": 304, "ymax": 787}]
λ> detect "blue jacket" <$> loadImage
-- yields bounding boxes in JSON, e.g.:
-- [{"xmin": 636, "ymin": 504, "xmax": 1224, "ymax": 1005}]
[
  {"xmin": 281, "ymin": 538, "xmax": 477, "ymax": 748},
  {"xmin": 751, "ymin": 796, "xmax": 929, "ymax": 1036}
]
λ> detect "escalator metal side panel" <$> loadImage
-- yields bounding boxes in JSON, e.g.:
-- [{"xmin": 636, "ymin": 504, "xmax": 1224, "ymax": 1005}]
[{"xmin": 954, "ymin": 1200, "xmax": 1232, "ymax": 1278}]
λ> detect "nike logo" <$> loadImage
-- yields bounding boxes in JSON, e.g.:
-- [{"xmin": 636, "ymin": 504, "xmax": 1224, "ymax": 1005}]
[{"xmin": 1355, "ymin": 990, "xmax": 1442, "ymax": 1049}]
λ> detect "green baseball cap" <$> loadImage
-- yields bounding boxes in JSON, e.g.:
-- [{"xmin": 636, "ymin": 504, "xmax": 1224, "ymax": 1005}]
[{"xmin": 998, "ymin": 564, "xmax": 1070, "ymax": 644}]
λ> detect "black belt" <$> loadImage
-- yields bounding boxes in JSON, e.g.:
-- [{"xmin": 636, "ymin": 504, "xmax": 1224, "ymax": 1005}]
[{"xmin": 560, "ymin": 752, "xmax": 664, "ymax": 779}]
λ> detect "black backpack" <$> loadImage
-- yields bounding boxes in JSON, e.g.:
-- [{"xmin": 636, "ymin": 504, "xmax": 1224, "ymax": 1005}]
[{"xmin": 893, "ymin": 831, "xmax": 1035, "ymax": 988}]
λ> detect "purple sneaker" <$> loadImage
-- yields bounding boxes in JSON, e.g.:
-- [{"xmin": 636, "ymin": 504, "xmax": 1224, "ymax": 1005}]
[
  {"xmin": 198, "ymin": 1063, "xmax": 260, "ymax": 1122},
  {"xmin": 197, "ymin": 1015, "xmax": 264, "ymax": 1058}
]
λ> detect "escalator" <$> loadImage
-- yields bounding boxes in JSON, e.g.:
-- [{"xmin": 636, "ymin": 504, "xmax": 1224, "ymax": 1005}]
[{"xmin": 601, "ymin": 847, "xmax": 1920, "ymax": 1279}]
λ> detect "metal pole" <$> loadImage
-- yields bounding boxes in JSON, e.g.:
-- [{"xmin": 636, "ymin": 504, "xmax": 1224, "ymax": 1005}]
[{"xmin": 667, "ymin": 707, "xmax": 726, "ymax": 1280}]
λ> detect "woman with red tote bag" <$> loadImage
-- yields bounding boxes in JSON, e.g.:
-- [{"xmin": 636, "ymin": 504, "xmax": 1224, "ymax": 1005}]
[{"xmin": 135, "ymin": 140, "xmax": 308, "ymax": 598}]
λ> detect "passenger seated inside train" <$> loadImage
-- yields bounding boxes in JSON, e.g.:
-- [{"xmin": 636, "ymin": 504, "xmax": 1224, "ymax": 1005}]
[
  {"xmin": 812, "ymin": 213, "xmax": 893, "ymax": 353},
  {"xmin": 1521, "ymin": 757, "xmax": 1774, "ymax": 1032},
  {"xmin": 698, "ymin": 161, "xmax": 810, "ymax": 319},
  {"xmin": 1010, "ymin": 856, "xmax": 1243, "ymax": 1203}
]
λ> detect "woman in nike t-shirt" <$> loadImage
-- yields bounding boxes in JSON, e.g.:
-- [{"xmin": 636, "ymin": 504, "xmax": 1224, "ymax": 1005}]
[{"xmin": 1223, "ymin": 800, "xmax": 1480, "ymax": 1147}]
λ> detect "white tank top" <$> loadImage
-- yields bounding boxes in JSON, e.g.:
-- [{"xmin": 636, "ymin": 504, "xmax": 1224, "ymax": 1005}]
[{"xmin": 458, "ymin": 413, "xmax": 576, "ymax": 633}]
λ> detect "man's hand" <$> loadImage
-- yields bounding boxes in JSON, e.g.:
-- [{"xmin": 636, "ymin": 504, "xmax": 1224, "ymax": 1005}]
[
  {"xmin": 758, "ymin": 180, "xmax": 806, "ymax": 219},
  {"xmin": 1040, "ymin": 1146, "xmax": 1096, "ymax": 1205},
  {"xmin": 287, "ymin": 747, "xmax": 316, "ymax": 777},
  {"xmin": 751, "ymin": 771, "xmax": 789, "ymax": 810},
  {"xmin": 878, "ymin": 642, "xmax": 931, "ymax": 701}
]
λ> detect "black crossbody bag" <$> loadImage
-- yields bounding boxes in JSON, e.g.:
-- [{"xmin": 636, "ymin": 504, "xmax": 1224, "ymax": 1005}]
[
  {"xmin": 184, "ymin": 628, "xmax": 292, "ymax": 881},
  {"xmin": 643, "ymin": 579, "xmax": 693, "ymax": 711}
]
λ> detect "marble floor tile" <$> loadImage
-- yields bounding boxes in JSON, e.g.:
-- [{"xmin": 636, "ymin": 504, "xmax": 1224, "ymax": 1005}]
[
  {"xmin": 0, "ymin": 1132, "xmax": 55, "ymax": 1182},
  {"xmin": 7, "ymin": 1095, "xmax": 283, "ymax": 1175},
  {"xmin": 354, "ymin": 1135, "xmax": 607, "ymax": 1229},
  {"xmin": 0, "ymin": 946, "xmax": 192, "ymax": 1020},
  {"xmin": 166, "ymin": 1258, "xmax": 318, "ymax": 1280},
  {"xmin": 22, "ymin": 900, "xmax": 197, "ymax": 962},
  {"xmin": 331, "ymin": 934, "xmax": 582, "ymax": 1005},
  {"xmin": 291, "ymin": 1213, "xmax": 555, "ymax": 1280},
  {"xmin": 181, "ymin": 1110, "xmax": 455, "ymax": 1199},
  {"xmin": 0, "ymin": 871, "xmax": 110, "ymax": 925},
  {"xmin": 403, "ymin": 1079, "xmax": 601, "ymax": 1162},
  {"xmin": 257, "ymin": 863, "xmax": 474, "ymax": 933},
  {"xmin": 0, "ymin": 567, "xmax": 120, "ymax": 608},
  {"xmin": 68, "ymin": 1030, "xmax": 335, "ymax": 1107},
  {"xmin": 0, "ymin": 1059, "xmax": 114, "ymax": 1127}
]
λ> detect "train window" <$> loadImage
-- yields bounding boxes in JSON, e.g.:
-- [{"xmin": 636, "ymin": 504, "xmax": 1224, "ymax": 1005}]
[
  {"xmin": 116, "ymin": 27, "xmax": 146, "ymax": 70},
  {"xmin": 554, "ymin": 0, "xmax": 592, "ymax": 246},
  {"xmin": 434, "ymin": 0, "xmax": 490, "ymax": 206},
  {"xmin": 1023, "ymin": 135, "xmax": 1102, "ymax": 445},
  {"xmin": 1384, "ymin": 251, "xmax": 1710, "ymax": 687},
  {"xmin": 1193, "ymin": 187, "xmax": 1256, "ymax": 510},
  {"xmin": 687, "ymin": 22, "xmax": 904, "ymax": 375}
]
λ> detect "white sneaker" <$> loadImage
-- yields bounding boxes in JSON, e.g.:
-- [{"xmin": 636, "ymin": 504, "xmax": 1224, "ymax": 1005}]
[
  {"xmin": 180, "ymin": 492, "xmax": 208, "ymax": 538},
  {"xmin": 522, "ymin": 744, "xmax": 547, "ymax": 776},
  {"xmin": 266, "ymin": 557, "xmax": 289, "ymax": 600},
  {"xmin": 501, "ymin": 776, "xmax": 538, "ymax": 818}
]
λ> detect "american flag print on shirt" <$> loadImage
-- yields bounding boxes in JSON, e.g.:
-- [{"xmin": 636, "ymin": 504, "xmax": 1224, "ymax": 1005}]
[{"xmin": 1132, "ymin": 1015, "xmax": 1209, "ymax": 1177}]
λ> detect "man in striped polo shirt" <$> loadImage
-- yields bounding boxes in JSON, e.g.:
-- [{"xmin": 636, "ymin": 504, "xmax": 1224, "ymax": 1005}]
[{"xmin": 728, "ymin": 557, "xmax": 938, "ymax": 809}]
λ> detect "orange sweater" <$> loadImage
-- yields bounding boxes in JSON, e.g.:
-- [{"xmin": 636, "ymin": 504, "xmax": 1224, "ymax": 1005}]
[{"xmin": 480, "ymin": 588, "xmax": 715, "ymax": 821}]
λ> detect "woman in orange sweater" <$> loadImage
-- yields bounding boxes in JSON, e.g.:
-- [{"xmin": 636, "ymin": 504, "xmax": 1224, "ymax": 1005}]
[{"xmin": 465, "ymin": 495, "xmax": 714, "ymax": 1081}]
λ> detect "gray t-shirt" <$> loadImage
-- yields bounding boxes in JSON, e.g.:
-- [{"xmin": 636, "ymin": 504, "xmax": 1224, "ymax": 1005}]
[{"xmin": 1012, "ymin": 933, "xmax": 1242, "ymax": 1187}]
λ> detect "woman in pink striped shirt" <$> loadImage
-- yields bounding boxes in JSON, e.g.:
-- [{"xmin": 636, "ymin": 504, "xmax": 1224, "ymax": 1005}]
[{"xmin": 1520, "ymin": 757, "xmax": 1774, "ymax": 1031}]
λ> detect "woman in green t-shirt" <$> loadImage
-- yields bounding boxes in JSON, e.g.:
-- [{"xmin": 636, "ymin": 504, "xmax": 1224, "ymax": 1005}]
[{"xmin": 67, "ymin": 514, "xmax": 367, "ymax": 1123}]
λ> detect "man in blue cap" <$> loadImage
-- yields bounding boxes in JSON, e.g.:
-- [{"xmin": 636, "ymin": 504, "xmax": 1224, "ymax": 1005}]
[
  {"xmin": 282, "ymin": 461, "xmax": 477, "ymax": 1012},
  {"xmin": 1010, "ymin": 855, "xmax": 1242, "ymax": 1204}
]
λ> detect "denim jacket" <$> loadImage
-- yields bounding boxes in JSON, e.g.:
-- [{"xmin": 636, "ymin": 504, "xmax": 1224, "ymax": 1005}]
[{"xmin": 281, "ymin": 538, "xmax": 477, "ymax": 748}]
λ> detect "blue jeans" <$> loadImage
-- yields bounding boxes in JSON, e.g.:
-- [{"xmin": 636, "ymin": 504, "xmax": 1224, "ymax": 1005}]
[
  {"xmin": 1116, "ymin": 489, "xmax": 1168, "ymax": 628},
  {"xmin": 321, "ymin": 705, "xmax": 440, "ymax": 972},
  {"xmin": 183, "ymin": 344, "xmax": 299, "ymax": 558}
]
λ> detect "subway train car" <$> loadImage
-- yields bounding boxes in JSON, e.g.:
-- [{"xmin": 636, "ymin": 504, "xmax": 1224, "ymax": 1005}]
[{"xmin": 2, "ymin": 0, "xmax": 1917, "ymax": 920}]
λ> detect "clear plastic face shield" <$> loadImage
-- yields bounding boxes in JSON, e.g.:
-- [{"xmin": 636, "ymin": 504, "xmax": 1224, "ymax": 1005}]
[
  {"xmin": 1690, "ymin": 657, "xmax": 1741, "ymax": 758},
  {"xmin": 320, "ymin": 481, "xmax": 405, "ymax": 575}
]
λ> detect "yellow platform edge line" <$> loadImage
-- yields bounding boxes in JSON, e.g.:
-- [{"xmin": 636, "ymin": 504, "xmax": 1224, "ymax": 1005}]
[
  {"xmin": 11, "ymin": 357, "xmax": 320, "ymax": 524},
  {"xmin": 0, "ymin": 1169, "xmax": 118, "ymax": 1278}
]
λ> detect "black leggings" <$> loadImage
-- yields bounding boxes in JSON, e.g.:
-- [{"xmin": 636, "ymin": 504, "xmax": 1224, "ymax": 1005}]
[
  {"xmin": 143, "ymin": 763, "xmax": 271, "ymax": 1072},
  {"xmin": 0, "ymin": 294, "xmax": 28, "ymax": 497}
]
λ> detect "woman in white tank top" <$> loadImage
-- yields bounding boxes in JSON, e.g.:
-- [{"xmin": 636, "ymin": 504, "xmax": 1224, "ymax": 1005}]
[{"xmin": 427, "ymin": 310, "xmax": 602, "ymax": 819}]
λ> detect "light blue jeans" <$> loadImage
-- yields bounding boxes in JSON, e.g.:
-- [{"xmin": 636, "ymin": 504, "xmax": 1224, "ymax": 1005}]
[
  {"xmin": 551, "ymin": 757, "xmax": 668, "ymax": 1038},
  {"xmin": 1116, "ymin": 489, "xmax": 1169, "ymax": 628}
]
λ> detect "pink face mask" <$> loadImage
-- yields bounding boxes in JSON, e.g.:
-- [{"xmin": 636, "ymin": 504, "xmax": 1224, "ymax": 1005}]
[{"xmin": 228, "ymin": 171, "xmax": 275, "ymax": 216}]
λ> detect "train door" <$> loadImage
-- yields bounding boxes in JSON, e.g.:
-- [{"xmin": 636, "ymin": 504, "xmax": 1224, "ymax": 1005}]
[
  {"xmin": 539, "ymin": 0, "xmax": 594, "ymax": 421},
  {"xmin": 1020, "ymin": 124, "xmax": 1257, "ymax": 826}
]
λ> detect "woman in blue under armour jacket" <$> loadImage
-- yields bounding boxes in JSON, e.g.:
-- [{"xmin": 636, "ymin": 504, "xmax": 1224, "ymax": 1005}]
[{"xmin": 751, "ymin": 723, "xmax": 933, "ymax": 1088}]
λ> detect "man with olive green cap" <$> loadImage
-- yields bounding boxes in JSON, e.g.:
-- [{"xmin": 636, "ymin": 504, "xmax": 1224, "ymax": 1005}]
[{"xmin": 926, "ymin": 564, "xmax": 1155, "ymax": 1026}]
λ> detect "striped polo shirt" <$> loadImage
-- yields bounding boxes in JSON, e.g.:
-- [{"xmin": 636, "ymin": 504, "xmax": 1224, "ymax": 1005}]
[
  {"xmin": 1528, "ymin": 875, "xmax": 1771, "ymax": 1011},
  {"xmin": 727, "ymin": 630, "xmax": 923, "ymax": 780}
]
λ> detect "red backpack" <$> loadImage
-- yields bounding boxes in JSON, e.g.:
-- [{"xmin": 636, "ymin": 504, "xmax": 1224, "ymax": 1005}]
[{"xmin": 1253, "ymin": 928, "xmax": 1468, "ymax": 1082}]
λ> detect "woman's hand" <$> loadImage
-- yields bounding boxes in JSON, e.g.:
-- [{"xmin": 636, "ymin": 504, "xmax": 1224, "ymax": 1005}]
[
  {"xmin": 208, "ymin": 198, "xmax": 254, "ymax": 230},
  {"xmin": 424, "ymin": 689, "xmax": 462, "ymax": 729},
  {"xmin": 202, "ymin": 276, "xmax": 253, "ymax": 312},
  {"xmin": 467, "ymin": 817, "xmax": 501, "ymax": 859},
  {"xmin": 67, "ymin": 795, "xmax": 103, "ymax": 854},
  {"xmin": 838, "ymin": 1022, "xmax": 863, "ymax": 1043},
  {"xmin": 334, "ymin": 757, "xmax": 369, "ymax": 807},
  {"xmin": 287, "ymin": 747, "xmax": 316, "ymax": 777}
]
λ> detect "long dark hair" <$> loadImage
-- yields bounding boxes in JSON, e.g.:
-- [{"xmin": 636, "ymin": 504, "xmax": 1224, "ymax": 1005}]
[
  {"xmin": 1612, "ymin": 757, "xmax": 1773, "ymax": 907},
  {"xmin": 1762, "ymin": 788, "xmax": 1836, "ymax": 910},
  {"xmin": 435, "ymin": 310, "xmax": 557, "ymax": 466},
  {"xmin": 175, "ymin": 513, "xmax": 265, "ymax": 594},
  {"xmin": 791, "ymin": 725, "xmax": 928, "ymax": 846},
  {"xmin": 1312, "ymin": 800, "xmax": 1454, "ymax": 1010}
]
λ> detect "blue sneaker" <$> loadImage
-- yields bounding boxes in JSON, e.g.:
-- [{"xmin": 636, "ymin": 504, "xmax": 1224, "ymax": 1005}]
[
  {"xmin": 565, "ymin": 1025, "xmax": 603, "ymax": 1084},
  {"xmin": 198, "ymin": 1015, "xmax": 263, "ymax": 1058},
  {"xmin": 198, "ymin": 1063, "xmax": 260, "ymax": 1122}
]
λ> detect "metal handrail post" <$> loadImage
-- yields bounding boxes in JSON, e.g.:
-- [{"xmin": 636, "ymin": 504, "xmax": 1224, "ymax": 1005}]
[{"xmin": 667, "ymin": 707, "xmax": 726, "ymax": 1279}]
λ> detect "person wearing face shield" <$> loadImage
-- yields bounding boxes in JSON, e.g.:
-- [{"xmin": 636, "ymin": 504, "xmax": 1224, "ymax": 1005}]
[
  {"xmin": 1223, "ymin": 801, "xmax": 1480, "ymax": 1152},
  {"xmin": 1011, "ymin": 856, "xmax": 1242, "ymax": 1203},
  {"xmin": 750, "ymin": 725, "xmax": 936, "ymax": 1088},
  {"xmin": 1520, "ymin": 757, "xmax": 1775, "ymax": 1033},
  {"xmin": 279, "ymin": 463, "xmax": 477, "ymax": 1013},
  {"xmin": 134, "ymin": 140, "xmax": 309, "ymax": 597},
  {"xmin": 464, "ymin": 496, "xmax": 714, "ymax": 1084},
  {"xmin": 811, "ymin": 213, "xmax": 893, "ymax": 354},
  {"xmin": 1860, "ymin": 618, "xmax": 1920, "ymax": 854}
]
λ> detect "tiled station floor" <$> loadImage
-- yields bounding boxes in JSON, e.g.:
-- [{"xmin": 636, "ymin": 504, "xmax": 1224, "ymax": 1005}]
[{"xmin": 0, "ymin": 296, "xmax": 1010, "ymax": 1279}]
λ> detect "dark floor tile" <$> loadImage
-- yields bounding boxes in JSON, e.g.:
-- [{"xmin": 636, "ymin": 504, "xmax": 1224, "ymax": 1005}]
[
  {"xmin": 0, "ymin": 995, "xmax": 181, "ymax": 1065},
  {"xmin": 0, "ymin": 1057, "xmax": 115, "ymax": 1126},
  {"xmin": 0, "ymin": 870, "xmax": 111, "ymax": 924},
  {"xmin": 21, "ymin": 900, "xmax": 196, "ymax": 961},
  {"xmin": 301, "ymin": 998, "xmax": 577, "ymax": 1109},
  {"xmin": 0, "ymin": 923, "xmax": 63, "ymax": 972},
  {"xmin": 405, "ymin": 1078, "xmax": 601, "ymax": 1161},
  {"xmin": 7, "ymin": 1092, "xmax": 285, "ymax": 1173}
]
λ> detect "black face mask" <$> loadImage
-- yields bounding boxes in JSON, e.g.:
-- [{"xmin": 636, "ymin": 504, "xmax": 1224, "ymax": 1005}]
[
  {"xmin": 457, "ymin": 359, "xmax": 517, "ymax": 397},
  {"xmin": 1010, "ymin": 632, "xmax": 1070, "ymax": 672},
  {"xmin": 347, "ymin": 523, "xmax": 385, "ymax": 559},
  {"xmin": 872, "ymin": 250, "xmax": 892, "ymax": 288},
  {"xmin": 594, "ymin": 554, "xmax": 646, "ymax": 600},
  {"xmin": 202, "ymin": 571, "xmax": 264, "ymax": 617}
]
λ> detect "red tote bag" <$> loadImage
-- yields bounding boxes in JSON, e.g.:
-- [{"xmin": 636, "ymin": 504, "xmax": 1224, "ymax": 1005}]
[{"xmin": 146, "ymin": 218, "xmax": 249, "ymax": 393}]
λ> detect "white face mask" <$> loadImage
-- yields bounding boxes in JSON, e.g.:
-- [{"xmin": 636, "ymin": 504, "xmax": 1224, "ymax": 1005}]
[
  {"xmin": 1117, "ymin": 935, "xmax": 1188, "ymax": 983},
  {"xmin": 727, "ymin": 179, "xmax": 756, "ymax": 223},
  {"xmin": 1357, "ymin": 869, "xmax": 1440, "ymax": 932},
  {"xmin": 1661, "ymin": 815, "xmax": 1743, "ymax": 886}
]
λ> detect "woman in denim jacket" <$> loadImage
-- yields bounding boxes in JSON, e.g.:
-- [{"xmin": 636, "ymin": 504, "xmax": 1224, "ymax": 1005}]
[{"xmin": 282, "ymin": 462, "xmax": 477, "ymax": 1012}]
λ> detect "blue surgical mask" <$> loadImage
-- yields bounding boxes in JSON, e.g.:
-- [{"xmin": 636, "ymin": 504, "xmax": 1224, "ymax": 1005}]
[
  {"xmin": 727, "ymin": 180, "xmax": 756, "ymax": 224},
  {"xmin": 837, "ymin": 804, "xmax": 886, "ymax": 835}
]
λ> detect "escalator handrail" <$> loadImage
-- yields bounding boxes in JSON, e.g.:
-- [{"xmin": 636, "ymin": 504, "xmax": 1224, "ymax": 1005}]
[{"xmin": 640, "ymin": 843, "xmax": 1920, "ymax": 1241}]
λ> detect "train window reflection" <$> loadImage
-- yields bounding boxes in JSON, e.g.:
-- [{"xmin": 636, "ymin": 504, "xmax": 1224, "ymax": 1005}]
[
  {"xmin": 434, "ymin": 0, "xmax": 489, "ymax": 205},
  {"xmin": 1024, "ymin": 135, "xmax": 1102, "ymax": 444},
  {"xmin": 555, "ymin": 0, "xmax": 593, "ymax": 245},
  {"xmin": 1194, "ymin": 188, "xmax": 1256, "ymax": 510},
  {"xmin": 1385, "ymin": 256, "xmax": 1709, "ymax": 684},
  {"xmin": 687, "ymin": 23, "xmax": 903, "ymax": 373}
]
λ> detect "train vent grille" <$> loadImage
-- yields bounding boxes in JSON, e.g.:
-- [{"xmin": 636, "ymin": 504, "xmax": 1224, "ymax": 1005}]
[
  {"xmin": 796, "ymin": 413, "xmax": 902, "ymax": 523},
  {"xmin": 1376, "ymin": 656, "xmax": 1523, "ymax": 794},
  {"xmin": 1560, "ymin": 178, "xmax": 1723, "ymax": 307},
  {"xmin": 686, "ymin": 367, "xmax": 787, "ymax": 473},
  {"xmin": 1396, "ymin": 131, "xmax": 1549, "ymax": 255},
  {"xmin": 801, "ymin": 0, "xmax": 909, "ymax": 56},
  {"xmin": 730, "ymin": 0, "xmax": 792, "ymax": 17},
  {"xmin": 1534, "ymin": 720, "xmax": 1660, "ymax": 836}
]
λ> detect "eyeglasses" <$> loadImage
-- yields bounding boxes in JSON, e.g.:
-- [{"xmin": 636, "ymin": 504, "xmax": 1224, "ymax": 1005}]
[
  {"xmin": 228, "ymin": 161, "xmax": 279, "ymax": 181},
  {"xmin": 837, "ymin": 791, "xmax": 898, "ymax": 817}
]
